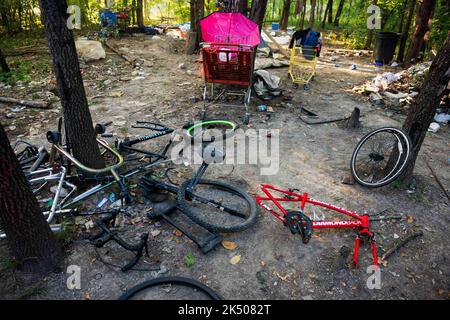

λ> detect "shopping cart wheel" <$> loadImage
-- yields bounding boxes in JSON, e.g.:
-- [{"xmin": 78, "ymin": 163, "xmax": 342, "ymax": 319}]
[
  {"xmin": 293, "ymin": 83, "xmax": 299, "ymax": 90},
  {"xmin": 303, "ymin": 84, "xmax": 311, "ymax": 91}
]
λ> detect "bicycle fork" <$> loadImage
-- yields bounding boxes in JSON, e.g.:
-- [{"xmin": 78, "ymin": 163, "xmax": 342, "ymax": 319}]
[{"xmin": 353, "ymin": 229, "xmax": 378, "ymax": 268}]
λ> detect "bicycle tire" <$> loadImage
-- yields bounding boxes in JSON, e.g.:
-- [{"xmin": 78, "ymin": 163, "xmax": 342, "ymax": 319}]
[
  {"xmin": 183, "ymin": 119, "xmax": 238, "ymax": 143},
  {"xmin": 350, "ymin": 127, "xmax": 412, "ymax": 188},
  {"xmin": 118, "ymin": 276, "xmax": 221, "ymax": 300},
  {"xmin": 177, "ymin": 179, "xmax": 257, "ymax": 233}
]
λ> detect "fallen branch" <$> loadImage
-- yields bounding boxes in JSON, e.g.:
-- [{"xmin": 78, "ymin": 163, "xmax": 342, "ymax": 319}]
[
  {"xmin": 0, "ymin": 97, "xmax": 50, "ymax": 109},
  {"xmin": 381, "ymin": 229, "xmax": 423, "ymax": 261},
  {"xmin": 104, "ymin": 42, "xmax": 135, "ymax": 65},
  {"xmin": 262, "ymin": 29, "xmax": 290, "ymax": 59},
  {"xmin": 424, "ymin": 157, "xmax": 450, "ymax": 201},
  {"xmin": 4, "ymin": 49, "xmax": 50, "ymax": 57}
]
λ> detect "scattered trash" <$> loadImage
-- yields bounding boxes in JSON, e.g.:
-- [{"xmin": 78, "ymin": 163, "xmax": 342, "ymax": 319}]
[
  {"xmin": 85, "ymin": 220, "xmax": 94, "ymax": 230},
  {"xmin": 97, "ymin": 197, "xmax": 108, "ymax": 208},
  {"xmin": 369, "ymin": 92, "xmax": 385, "ymax": 105},
  {"xmin": 108, "ymin": 193, "xmax": 116, "ymax": 203},
  {"xmin": 75, "ymin": 39, "xmax": 106, "ymax": 62},
  {"xmin": 391, "ymin": 62, "xmax": 400, "ymax": 67},
  {"xmin": 151, "ymin": 230, "xmax": 161, "ymax": 237},
  {"xmin": 434, "ymin": 113, "xmax": 450, "ymax": 123},
  {"xmin": 428, "ymin": 122, "xmax": 440, "ymax": 133},
  {"xmin": 257, "ymin": 105, "xmax": 267, "ymax": 112},
  {"xmin": 350, "ymin": 64, "xmax": 357, "ymax": 70},
  {"xmin": 11, "ymin": 106, "xmax": 26, "ymax": 112},
  {"xmin": 108, "ymin": 91, "xmax": 124, "ymax": 98},
  {"xmin": 110, "ymin": 199, "xmax": 122, "ymax": 209},
  {"xmin": 50, "ymin": 186, "xmax": 68, "ymax": 198}
]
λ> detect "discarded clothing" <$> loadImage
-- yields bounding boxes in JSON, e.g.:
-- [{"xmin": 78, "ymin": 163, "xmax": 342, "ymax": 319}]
[{"xmin": 254, "ymin": 70, "xmax": 283, "ymax": 100}]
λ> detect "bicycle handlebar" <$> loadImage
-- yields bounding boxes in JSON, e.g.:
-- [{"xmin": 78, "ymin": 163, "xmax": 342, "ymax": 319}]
[{"xmin": 52, "ymin": 138, "xmax": 124, "ymax": 175}]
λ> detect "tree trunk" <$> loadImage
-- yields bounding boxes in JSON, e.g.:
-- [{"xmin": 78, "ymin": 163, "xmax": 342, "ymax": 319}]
[
  {"xmin": 300, "ymin": 0, "xmax": 306, "ymax": 29},
  {"xmin": 404, "ymin": 0, "xmax": 436, "ymax": 65},
  {"xmin": 398, "ymin": 0, "xmax": 408, "ymax": 34},
  {"xmin": 0, "ymin": 123, "xmax": 63, "ymax": 273},
  {"xmin": 319, "ymin": 0, "xmax": 323, "ymax": 22},
  {"xmin": 131, "ymin": 0, "xmax": 136, "ymax": 25},
  {"xmin": 0, "ymin": 48, "xmax": 10, "ymax": 73},
  {"xmin": 327, "ymin": 0, "xmax": 333, "ymax": 24},
  {"xmin": 295, "ymin": 0, "xmax": 302, "ymax": 16},
  {"xmin": 401, "ymin": 32, "xmax": 450, "ymax": 180},
  {"xmin": 280, "ymin": 0, "xmax": 292, "ymax": 30},
  {"xmin": 397, "ymin": 0, "xmax": 415, "ymax": 62},
  {"xmin": 334, "ymin": 0, "xmax": 345, "ymax": 26},
  {"xmin": 38, "ymin": 0, "xmax": 105, "ymax": 169},
  {"xmin": 309, "ymin": 0, "xmax": 316, "ymax": 28},
  {"xmin": 189, "ymin": 0, "xmax": 205, "ymax": 52},
  {"xmin": 364, "ymin": 0, "xmax": 377, "ymax": 49},
  {"xmin": 321, "ymin": 0, "xmax": 332, "ymax": 27},
  {"xmin": 239, "ymin": 0, "xmax": 249, "ymax": 15},
  {"xmin": 136, "ymin": 0, "xmax": 144, "ymax": 28},
  {"xmin": 250, "ymin": 0, "xmax": 269, "ymax": 30}
]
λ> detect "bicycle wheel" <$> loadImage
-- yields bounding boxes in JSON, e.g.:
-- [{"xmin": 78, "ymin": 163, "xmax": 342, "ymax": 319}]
[
  {"xmin": 351, "ymin": 127, "xmax": 412, "ymax": 188},
  {"xmin": 177, "ymin": 179, "xmax": 257, "ymax": 233},
  {"xmin": 183, "ymin": 119, "xmax": 238, "ymax": 143},
  {"xmin": 118, "ymin": 276, "xmax": 221, "ymax": 300}
]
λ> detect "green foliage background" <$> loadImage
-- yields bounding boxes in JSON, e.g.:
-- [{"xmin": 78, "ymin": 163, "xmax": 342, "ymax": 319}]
[{"xmin": 0, "ymin": 0, "xmax": 448, "ymax": 52}]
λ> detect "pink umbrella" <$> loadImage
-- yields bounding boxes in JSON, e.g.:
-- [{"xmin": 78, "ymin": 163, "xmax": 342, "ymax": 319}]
[{"xmin": 200, "ymin": 12, "xmax": 260, "ymax": 47}]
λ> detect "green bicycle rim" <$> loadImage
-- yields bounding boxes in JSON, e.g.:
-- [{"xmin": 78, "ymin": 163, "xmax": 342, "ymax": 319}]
[{"xmin": 185, "ymin": 120, "xmax": 237, "ymax": 138}]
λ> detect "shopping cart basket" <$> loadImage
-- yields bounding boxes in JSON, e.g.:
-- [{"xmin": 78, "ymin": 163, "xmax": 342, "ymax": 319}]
[
  {"xmin": 199, "ymin": 12, "xmax": 260, "ymax": 125},
  {"xmin": 201, "ymin": 42, "xmax": 256, "ymax": 124},
  {"xmin": 289, "ymin": 45, "xmax": 318, "ymax": 90}
]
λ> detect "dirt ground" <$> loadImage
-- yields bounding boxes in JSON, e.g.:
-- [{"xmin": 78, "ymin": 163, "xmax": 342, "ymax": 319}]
[{"xmin": 0, "ymin": 33, "xmax": 449, "ymax": 300}]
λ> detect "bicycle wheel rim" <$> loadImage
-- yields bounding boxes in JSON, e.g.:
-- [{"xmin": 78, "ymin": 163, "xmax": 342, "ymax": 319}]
[
  {"xmin": 118, "ymin": 276, "xmax": 221, "ymax": 300},
  {"xmin": 177, "ymin": 179, "xmax": 257, "ymax": 233},
  {"xmin": 351, "ymin": 127, "xmax": 412, "ymax": 188},
  {"xmin": 184, "ymin": 120, "xmax": 238, "ymax": 142}
]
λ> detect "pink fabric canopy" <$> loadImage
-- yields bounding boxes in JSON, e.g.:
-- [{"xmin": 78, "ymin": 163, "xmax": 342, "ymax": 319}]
[{"xmin": 200, "ymin": 12, "xmax": 260, "ymax": 47}]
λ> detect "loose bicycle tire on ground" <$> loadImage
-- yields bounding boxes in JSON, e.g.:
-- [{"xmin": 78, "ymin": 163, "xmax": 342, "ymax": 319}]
[
  {"xmin": 350, "ymin": 127, "xmax": 412, "ymax": 188},
  {"xmin": 118, "ymin": 276, "xmax": 221, "ymax": 300},
  {"xmin": 177, "ymin": 178, "xmax": 257, "ymax": 233},
  {"xmin": 183, "ymin": 119, "xmax": 238, "ymax": 143}
]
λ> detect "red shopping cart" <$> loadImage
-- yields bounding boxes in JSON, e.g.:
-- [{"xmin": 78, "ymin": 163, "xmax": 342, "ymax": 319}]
[{"xmin": 199, "ymin": 12, "xmax": 260, "ymax": 124}]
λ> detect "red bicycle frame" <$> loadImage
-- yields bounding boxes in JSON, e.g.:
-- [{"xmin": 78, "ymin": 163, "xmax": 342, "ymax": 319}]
[{"xmin": 255, "ymin": 184, "xmax": 378, "ymax": 267}]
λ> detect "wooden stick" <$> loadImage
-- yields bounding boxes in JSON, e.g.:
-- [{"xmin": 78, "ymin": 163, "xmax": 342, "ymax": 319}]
[
  {"xmin": 104, "ymin": 42, "xmax": 135, "ymax": 65},
  {"xmin": 4, "ymin": 49, "xmax": 50, "ymax": 57},
  {"xmin": 262, "ymin": 29, "xmax": 290, "ymax": 58},
  {"xmin": 0, "ymin": 97, "xmax": 50, "ymax": 109},
  {"xmin": 424, "ymin": 157, "xmax": 450, "ymax": 201},
  {"xmin": 381, "ymin": 229, "xmax": 423, "ymax": 261}
]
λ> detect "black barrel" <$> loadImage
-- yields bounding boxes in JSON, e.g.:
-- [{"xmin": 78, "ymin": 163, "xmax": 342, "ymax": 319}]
[{"xmin": 374, "ymin": 32, "xmax": 399, "ymax": 64}]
